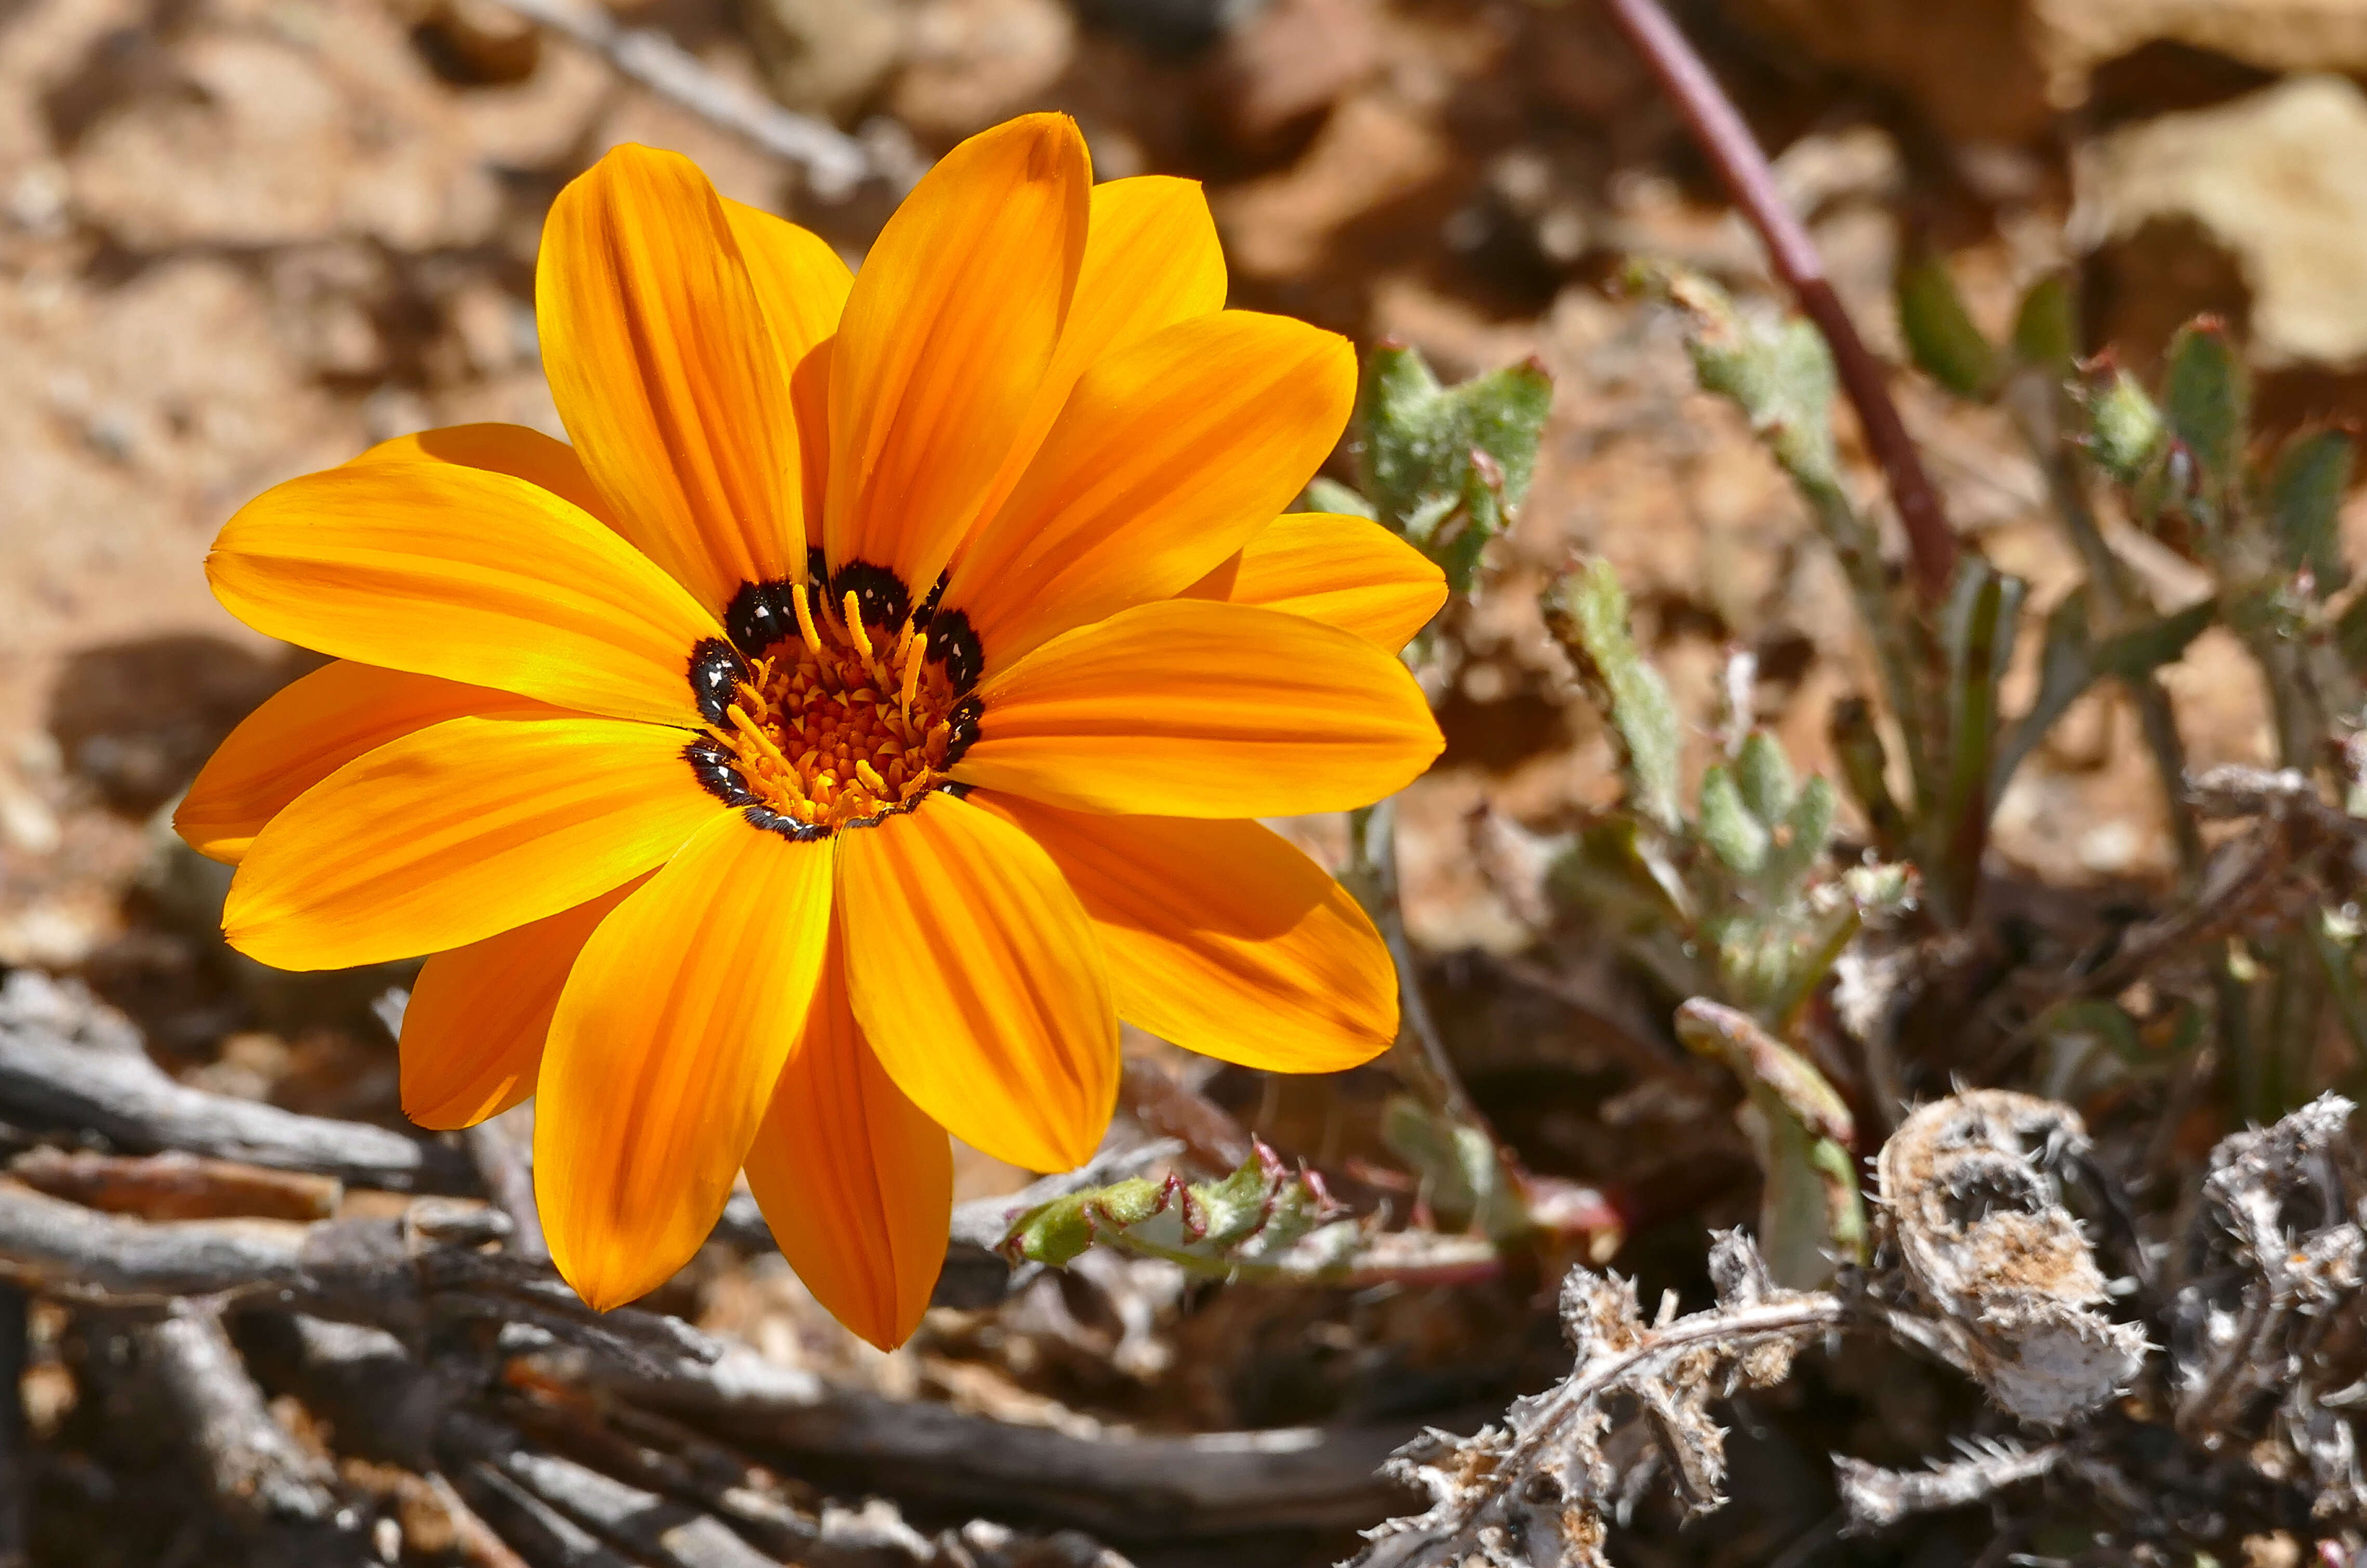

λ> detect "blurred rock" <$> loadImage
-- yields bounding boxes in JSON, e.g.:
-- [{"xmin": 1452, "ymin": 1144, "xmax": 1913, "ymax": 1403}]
[
  {"xmin": 2034, "ymin": 0, "xmax": 2367, "ymax": 110},
  {"xmin": 890, "ymin": 0, "xmax": 1075, "ymax": 140},
  {"xmin": 45, "ymin": 635, "xmax": 310, "ymax": 815},
  {"xmin": 70, "ymin": 28, "xmax": 502, "ymax": 251},
  {"xmin": 401, "ymin": 0, "xmax": 543, "ymax": 86},
  {"xmin": 741, "ymin": 0, "xmax": 906, "ymax": 123},
  {"xmin": 266, "ymin": 243, "xmax": 391, "ymax": 383},
  {"xmin": 1730, "ymin": 0, "xmax": 2052, "ymax": 142},
  {"xmin": 2073, "ymin": 75, "xmax": 2367, "ymax": 368},
  {"xmin": 1209, "ymin": 0, "xmax": 1380, "ymax": 152},
  {"xmin": 1737, "ymin": 0, "xmax": 2367, "ymax": 141},
  {"xmin": 1215, "ymin": 91, "xmax": 1451, "ymax": 284}
]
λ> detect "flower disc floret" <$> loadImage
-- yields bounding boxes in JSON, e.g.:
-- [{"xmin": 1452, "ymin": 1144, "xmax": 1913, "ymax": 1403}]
[{"xmin": 686, "ymin": 577, "xmax": 978, "ymax": 836}]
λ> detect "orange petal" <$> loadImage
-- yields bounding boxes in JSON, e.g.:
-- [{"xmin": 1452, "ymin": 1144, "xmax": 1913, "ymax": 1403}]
[
  {"xmin": 954, "ymin": 175, "xmax": 1229, "ymax": 551},
  {"xmin": 837, "ymin": 793, "xmax": 1116, "ymax": 1173},
  {"xmin": 347, "ymin": 422, "xmax": 617, "ymax": 529},
  {"xmin": 537, "ymin": 813, "xmax": 834, "ymax": 1310},
  {"xmin": 539, "ymin": 144, "xmax": 802, "ymax": 609},
  {"xmin": 823, "ymin": 113, "xmax": 1088, "ymax": 594},
  {"xmin": 398, "ymin": 877, "xmax": 645, "ymax": 1130},
  {"xmin": 1181, "ymin": 512, "xmax": 1447, "ymax": 651},
  {"xmin": 176, "ymin": 662, "xmax": 564, "ymax": 865},
  {"xmin": 743, "ymin": 924, "xmax": 951, "ymax": 1350},
  {"xmin": 942, "ymin": 310, "xmax": 1355, "ymax": 671},
  {"xmin": 792, "ymin": 337, "xmax": 832, "ymax": 549},
  {"xmin": 225, "ymin": 715, "xmax": 723, "ymax": 971},
  {"xmin": 722, "ymin": 199, "xmax": 851, "ymax": 368},
  {"xmin": 207, "ymin": 457, "xmax": 724, "ymax": 728},
  {"xmin": 977, "ymin": 797, "xmax": 1395, "ymax": 1073},
  {"xmin": 955, "ymin": 599, "xmax": 1443, "ymax": 817}
]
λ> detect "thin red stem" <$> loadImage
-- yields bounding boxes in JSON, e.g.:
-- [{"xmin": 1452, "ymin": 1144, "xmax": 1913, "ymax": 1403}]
[{"xmin": 1597, "ymin": 0, "xmax": 1959, "ymax": 604}]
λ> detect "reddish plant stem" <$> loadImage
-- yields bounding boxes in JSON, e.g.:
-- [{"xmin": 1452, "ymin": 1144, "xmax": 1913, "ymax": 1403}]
[{"xmin": 1598, "ymin": 0, "xmax": 1959, "ymax": 604}]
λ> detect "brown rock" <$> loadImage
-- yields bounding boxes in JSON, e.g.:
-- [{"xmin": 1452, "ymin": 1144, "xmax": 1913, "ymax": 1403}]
[
  {"xmin": 1209, "ymin": 0, "xmax": 1382, "ymax": 151},
  {"xmin": 1730, "ymin": 0, "xmax": 2052, "ymax": 142},
  {"xmin": 740, "ymin": 0, "xmax": 906, "ymax": 122},
  {"xmin": 2034, "ymin": 0, "xmax": 2367, "ymax": 109},
  {"xmin": 889, "ymin": 0, "xmax": 1075, "ymax": 141},
  {"xmin": 1214, "ymin": 91, "xmax": 1451, "ymax": 283},
  {"xmin": 2073, "ymin": 74, "xmax": 2367, "ymax": 368}
]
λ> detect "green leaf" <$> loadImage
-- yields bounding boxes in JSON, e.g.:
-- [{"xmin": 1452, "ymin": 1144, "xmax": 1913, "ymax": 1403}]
[
  {"xmin": 2010, "ymin": 271, "xmax": 2078, "ymax": 374},
  {"xmin": 1355, "ymin": 343, "xmax": 1552, "ymax": 591},
  {"xmin": 1379, "ymin": 1096, "xmax": 1522, "ymax": 1238},
  {"xmin": 996, "ymin": 1143, "xmax": 1346, "ymax": 1272},
  {"xmin": 1896, "ymin": 250, "xmax": 1998, "ymax": 398},
  {"xmin": 1697, "ymin": 765, "xmax": 1770, "ymax": 875},
  {"xmin": 2094, "ymin": 594, "xmax": 2215, "ymax": 679},
  {"xmin": 1298, "ymin": 476, "xmax": 1377, "ymax": 519},
  {"xmin": 2086, "ymin": 367, "xmax": 2166, "ymax": 485},
  {"xmin": 1937, "ymin": 562, "xmax": 2024, "ymax": 890},
  {"xmin": 2162, "ymin": 317, "xmax": 2249, "ymax": 495},
  {"xmin": 1542, "ymin": 560, "xmax": 1684, "ymax": 832},
  {"xmin": 2266, "ymin": 427, "xmax": 2353, "ymax": 590},
  {"xmin": 1758, "ymin": 773, "xmax": 1837, "ymax": 898},
  {"xmin": 1659, "ymin": 271, "xmax": 1842, "ymax": 488},
  {"xmin": 1674, "ymin": 998, "xmax": 1854, "ymax": 1144},
  {"xmin": 1734, "ymin": 730, "xmax": 1795, "ymax": 824},
  {"xmin": 1000, "ymin": 1176, "xmax": 1173, "ymax": 1267},
  {"xmin": 1675, "ymin": 998, "xmax": 1865, "ymax": 1288},
  {"xmin": 1827, "ymin": 695, "xmax": 1910, "ymax": 854},
  {"xmin": 2336, "ymin": 593, "xmax": 2367, "ymax": 678}
]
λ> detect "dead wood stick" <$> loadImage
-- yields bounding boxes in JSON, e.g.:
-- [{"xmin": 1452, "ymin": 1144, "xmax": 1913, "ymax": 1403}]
[
  {"xmin": 0, "ymin": 1177, "xmax": 311, "ymax": 1301},
  {"xmin": 429, "ymin": 1472, "xmax": 538, "ymax": 1568},
  {"xmin": 0, "ymin": 1286, "xmax": 24, "ymax": 1568},
  {"xmin": 592, "ymin": 1342, "xmax": 1416, "ymax": 1536},
  {"xmin": 0, "ymin": 985, "xmax": 473, "ymax": 1192},
  {"xmin": 0, "ymin": 1182, "xmax": 712, "ymax": 1378},
  {"xmin": 11, "ymin": 1146, "xmax": 340, "ymax": 1222},
  {"xmin": 146, "ymin": 1308, "xmax": 343, "ymax": 1525},
  {"xmin": 454, "ymin": 1460, "xmax": 637, "ymax": 1568},
  {"xmin": 465, "ymin": 1114, "xmax": 547, "ymax": 1264},
  {"xmin": 443, "ymin": 1411, "xmax": 777, "ymax": 1568}
]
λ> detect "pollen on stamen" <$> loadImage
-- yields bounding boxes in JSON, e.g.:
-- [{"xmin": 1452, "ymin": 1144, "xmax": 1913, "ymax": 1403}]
[{"xmin": 687, "ymin": 574, "xmax": 976, "ymax": 835}]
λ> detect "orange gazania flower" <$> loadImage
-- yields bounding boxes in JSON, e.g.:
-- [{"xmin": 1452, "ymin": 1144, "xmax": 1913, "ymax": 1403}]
[{"xmin": 175, "ymin": 114, "xmax": 1446, "ymax": 1347}]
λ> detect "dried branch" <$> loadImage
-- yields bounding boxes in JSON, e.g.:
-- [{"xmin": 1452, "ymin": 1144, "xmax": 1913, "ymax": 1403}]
[
  {"xmin": 2169, "ymin": 1091, "xmax": 2364, "ymax": 1507},
  {"xmin": 0, "ymin": 972, "xmax": 474, "ymax": 1194},
  {"xmin": 483, "ymin": 0, "xmax": 892, "ymax": 199},
  {"xmin": 0, "ymin": 1286, "xmax": 24, "ymax": 1568},
  {"xmin": 588, "ymin": 1338, "xmax": 1415, "ymax": 1537},
  {"xmin": 442, "ymin": 1410, "xmax": 781, "ymax": 1568},
  {"xmin": 466, "ymin": 1111, "xmax": 547, "ymax": 1266},
  {"xmin": 1594, "ymin": 0, "xmax": 1958, "ymax": 602},
  {"xmin": 10, "ymin": 1146, "xmax": 339, "ymax": 1223},
  {"xmin": 1353, "ymin": 1231, "xmax": 1844, "ymax": 1568},
  {"xmin": 1834, "ymin": 1439, "xmax": 2063, "ymax": 1531},
  {"xmin": 145, "ymin": 1307, "xmax": 345, "ymax": 1529}
]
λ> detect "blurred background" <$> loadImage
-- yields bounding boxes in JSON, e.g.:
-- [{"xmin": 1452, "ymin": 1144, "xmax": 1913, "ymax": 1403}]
[{"xmin": 2, "ymin": 0, "xmax": 2365, "ymax": 1561}]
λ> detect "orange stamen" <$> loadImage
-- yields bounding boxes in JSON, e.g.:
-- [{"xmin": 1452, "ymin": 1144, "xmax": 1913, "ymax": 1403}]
[
  {"xmin": 842, "ymin": 591, "xmax": 873, "ymax": 660},
  {"xmin": 697, "ymin": 585, "xmax": 961, "ymax": 833},
  {"xmin": 790, "ymin": 580, "xmax": 821, "ymax": 654}
]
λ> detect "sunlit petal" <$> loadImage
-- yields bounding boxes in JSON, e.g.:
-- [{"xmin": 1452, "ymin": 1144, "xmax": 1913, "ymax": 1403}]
[{"xmin": 538, "ymin": 814, "xmax": 833, "ymax": 1310}]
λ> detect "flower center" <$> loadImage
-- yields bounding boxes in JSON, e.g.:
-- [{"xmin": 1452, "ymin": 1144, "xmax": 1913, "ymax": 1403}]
[{"xmin": 684, "ymin": 571, "xmax": 979, "ymax": 838}]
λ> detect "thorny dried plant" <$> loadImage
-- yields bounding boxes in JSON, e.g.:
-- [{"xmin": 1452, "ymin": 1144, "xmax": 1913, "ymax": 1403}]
[{"xmin": 1350, "ymin": 1091, "xmax": 2367, "ymax": 1567}]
